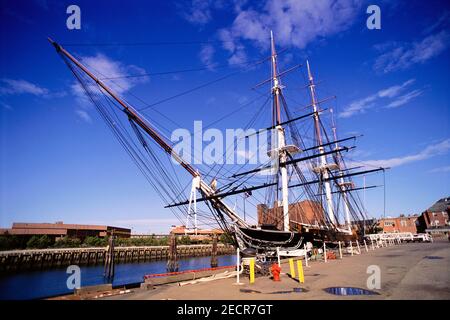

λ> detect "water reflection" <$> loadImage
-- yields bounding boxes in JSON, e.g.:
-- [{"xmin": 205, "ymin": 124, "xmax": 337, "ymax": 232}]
[{"xmin": 0, "ymin": 254, "xmax": 236, "ymax": 300}]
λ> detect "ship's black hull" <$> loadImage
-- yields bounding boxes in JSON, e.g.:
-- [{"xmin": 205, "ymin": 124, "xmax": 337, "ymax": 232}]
[
  {"xmin": 235, "ymin": 226, "xmax": 357, "ymax": 255},
  {"xmin": 238, "ymin": 227, "xmax": 304, "ymax": 246}
]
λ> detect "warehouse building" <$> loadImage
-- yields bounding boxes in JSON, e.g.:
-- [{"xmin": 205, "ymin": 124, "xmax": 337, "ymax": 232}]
[{"xmin": 0, "ymin": 221, "xmax": 131, "ymax": 241}]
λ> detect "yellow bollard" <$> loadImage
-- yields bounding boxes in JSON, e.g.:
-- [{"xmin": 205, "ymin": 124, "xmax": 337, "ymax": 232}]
[
  {"xmin": 249, "ymin": 258, "xmax": 255, "ymax": 284},
  {"xmin": 289, "ymin": 258, "xmax": 296, "ymax": 278},
  {"xmin": 296, "ymin": 260, "xmax": 304, "ymax": 283}
]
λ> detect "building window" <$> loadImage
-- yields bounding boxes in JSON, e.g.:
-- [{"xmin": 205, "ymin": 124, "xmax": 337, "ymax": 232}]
[
  {"xmin": 384, "ymin": 221, "xmax": 394, "ymax": 227},
  {"xmin": 400, "ymin": 220, "xmax": 407, "ymax": 227},
  {"xmin": 434, "ymin": 220, "xmax": 440, "ymax": 227}
]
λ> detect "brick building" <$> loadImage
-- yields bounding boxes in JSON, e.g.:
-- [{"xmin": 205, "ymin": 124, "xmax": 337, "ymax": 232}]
[
  {"xmin": 0, "ymin": 222, "xmax": 131, "ymax": 241},
  {"xmin": 257, "ymin": 200, "xmax": 326, "ymax": 231},
  {"xmin": 376, "ymin": 197, "xmax": 450, "ymax": 235},
  {"xmin": 378, "ymin": 215, "xmax": 419, "ymax": 233},
  {"xmin": 417, "ymin": 197, "xmax": 450, "ymax": 233}
]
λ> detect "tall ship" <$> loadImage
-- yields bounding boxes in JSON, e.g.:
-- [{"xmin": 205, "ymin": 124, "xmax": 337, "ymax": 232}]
[{"xmin": 48, "ymin": 32, "xmax": 384, "ymax": 260}]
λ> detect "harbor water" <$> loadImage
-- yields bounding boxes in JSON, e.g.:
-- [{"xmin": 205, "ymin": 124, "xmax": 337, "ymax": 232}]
[{"xmin": 0, "ymin": 254, "xmax": 235, "ymax": 300}]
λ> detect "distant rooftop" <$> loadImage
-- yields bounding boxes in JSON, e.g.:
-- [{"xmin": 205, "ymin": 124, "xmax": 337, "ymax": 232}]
[
  {"xmin": 170, "ymin": 225, "xmax": 223, "ymax": 235},
  {"xmin": 426, "ymin": 197, "xmax": 450, "ymax": 213},
  {"xmin": 0, "ymin": 221, "xmax": 131, "ymax": 237}
]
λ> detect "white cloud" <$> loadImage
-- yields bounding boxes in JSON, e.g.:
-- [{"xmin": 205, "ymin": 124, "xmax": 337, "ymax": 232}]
[
  {"xmin": 360, "ymin": 139, "xmax": 450, "ymax": 169},
  {"xmin": 70, "ymin": 54, "xmax": 148, "ymax": 121},
  {"xmin": 217, "ymin": 0, "xmax": 363, "ymax": 64},
  {"xmin": 75, "ymin": 53, "xmax": 148, "ymax": 96},
  {"xmin": 218, "ymin": 29, "xmax": 248, "ymax": 65},
  {"xmin": 0, "ymin": 78, "xmax": 49, "ymax": 96},
  {"xmin": 339, "ymin": 95, "xmax": 377, "ymax": 118},
  {"xmin": 374, "ymin": 30, "xmax": 449, "ymax": 73},
  {"xmin": 199, "ymin": 44, "xmax": 216, "ymax": 69},
  {"xmin": 378, "ymin": 79, "xmax": 415, "ymax": 98},
  {"xmin": 0, "ymin": 78, "xmax": 66, "ymax": 99},
  {"xmin": 429, "ymin": 165, "xmax": 450, "ymax": 174},
  {"xmin": 385, "ymin": 89, "xmax": 424, "ymax": 108},
  {"xmin": 228, "ymin": 46, "xmax": 247, "ymax": 65},
  {"xmin": 340, "ymin": 79, "xmax": 417, "ymax": 118},
  {"xmin": 75, "ymin": 109, "xmax": 92, "ymax": 123},
  {"xmin": 181, "ymin": 0, "xmax": 214, "ymax": 25}
]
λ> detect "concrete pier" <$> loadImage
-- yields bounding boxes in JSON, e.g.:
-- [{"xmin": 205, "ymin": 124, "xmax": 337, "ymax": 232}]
[
  {"xmin": 0, "ymin": 244, "xmax": 234, "ymax": 271},
  {"xmin": 100, "ymin": 239, "xmax": 450, "ymax": 300}
]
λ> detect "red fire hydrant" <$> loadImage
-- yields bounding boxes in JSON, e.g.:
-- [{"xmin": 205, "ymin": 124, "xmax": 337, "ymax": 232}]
[{"xmin": 270, "ymin": 263, "xmax": 281, "ymax": 281}]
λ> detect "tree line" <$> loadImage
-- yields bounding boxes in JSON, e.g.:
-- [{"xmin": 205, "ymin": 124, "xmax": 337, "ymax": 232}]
[{"xmin": 0, "ymin": 233, "xmax": 234, "ymax": 251}]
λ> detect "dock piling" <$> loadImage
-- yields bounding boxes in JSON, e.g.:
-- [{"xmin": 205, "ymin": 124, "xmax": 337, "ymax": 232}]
[
  {"xmin": 210, "ymin": 234, "xmax": 218, "ymax": 268},
  {"xmin": 166, "ymin": 233, "xmax": 179, "ymax": 272},
  {"xmin": 103, "ymin": 233, "xmax": 115, "ymax": 279}
]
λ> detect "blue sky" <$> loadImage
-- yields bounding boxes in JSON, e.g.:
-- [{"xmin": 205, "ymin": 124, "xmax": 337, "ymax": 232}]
[{"xmin": 0, "ymin": 0, "xmax": 449, "ymax": 233}]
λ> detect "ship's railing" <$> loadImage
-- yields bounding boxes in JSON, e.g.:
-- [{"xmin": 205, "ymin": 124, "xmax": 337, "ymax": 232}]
[{"xmin": 365, "ymin": 232, "xmax": 413, "ymax": 241}]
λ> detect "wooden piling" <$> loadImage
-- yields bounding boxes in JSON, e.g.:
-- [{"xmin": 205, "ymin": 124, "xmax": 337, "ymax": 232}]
[
  {"xmin": 210, "ymin": 234, "xmax": 218, "ymax": 268},
  {"xmin": 104, "ymin": 233, "xmax": 115, "ymax": 279},
  {"xmin": 166, "ymin": 233, "xmax": 179, "ymax": 272}
]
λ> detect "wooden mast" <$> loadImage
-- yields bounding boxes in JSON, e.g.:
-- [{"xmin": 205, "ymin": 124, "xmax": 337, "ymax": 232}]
[
  {"xmin": 271, "ymin": 31, "xmax": 282, "ymax": 126},
  {"xmin": 306, "ymin": 60, "xmax": 336, "ymax": 225},
  {"xmin": 270, "ymin": 31, "xmax": 290, "ymax": 231},
  {"xmin": 331, "ymin": 108, "xmax": 352, "ymax": 233}
]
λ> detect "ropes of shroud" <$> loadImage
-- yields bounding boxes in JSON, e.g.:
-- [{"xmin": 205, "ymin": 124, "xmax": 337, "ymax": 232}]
[{"xmin": 59, "ymin": 52, "xmax": 222, "ymax": 229}]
